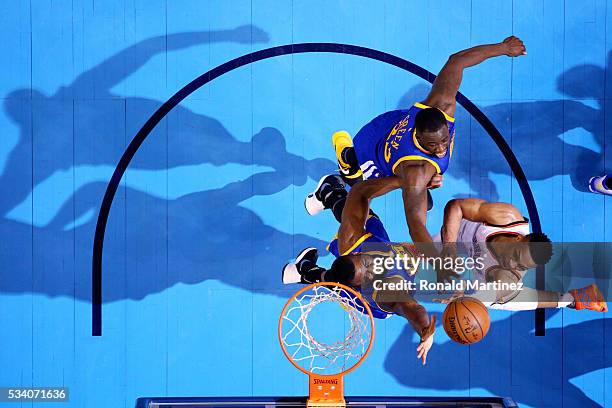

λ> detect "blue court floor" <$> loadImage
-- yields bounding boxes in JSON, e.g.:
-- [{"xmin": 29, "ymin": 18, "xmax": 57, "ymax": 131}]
[{"xmin": 0, "ymin": 1, "xmax": 611, "ymax": 407}]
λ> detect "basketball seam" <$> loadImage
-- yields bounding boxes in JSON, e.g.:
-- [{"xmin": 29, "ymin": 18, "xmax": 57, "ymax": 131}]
[
  {"xmin": 462, "ymin": 302, "xmax": 486, "ymax": 341},
  {"xmin": 454, "ymin": 303, "xmax": 470, "ymax": 344},
  {"xmin": 444, "ymin": 302, "xmax": 463, "ymax": 344}
]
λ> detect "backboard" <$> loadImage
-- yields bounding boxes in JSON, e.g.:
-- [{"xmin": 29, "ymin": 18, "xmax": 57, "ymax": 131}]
[{"xmin": 135, "ymin": 396, "xmax": 518, "ymax": 408}]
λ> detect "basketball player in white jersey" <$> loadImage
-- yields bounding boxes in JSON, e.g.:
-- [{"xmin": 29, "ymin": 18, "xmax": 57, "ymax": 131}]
[
  {"xmin": 284, "ymin": 174, "xmax": 437, "ymax": 364},
  {"xmin": 435, "ymin": 198, "xmax": 607, "ymax": 312},
  {"xmin": 292, "ymin": 174, "xmax": 607, "ymax": 313},
  {"xmin": 441, "ymin": 198, "xmax": 547, "ymax": 281}
]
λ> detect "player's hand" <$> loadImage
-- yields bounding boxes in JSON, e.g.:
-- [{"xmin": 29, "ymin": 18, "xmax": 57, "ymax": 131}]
[
  {"xmin": 436, "ymin": 264, "xmax": 460, "ymax": 284},
  {"xmin": 417, "ymin": 315, "xmax": 436, "ymax": 365},
  {"xmin": 501, "ymin": 36, "xmax": 526, "ymax": 57},
  {"xmin": 427, "ymin": 174, "xmax": 443, "ymax": 190}
]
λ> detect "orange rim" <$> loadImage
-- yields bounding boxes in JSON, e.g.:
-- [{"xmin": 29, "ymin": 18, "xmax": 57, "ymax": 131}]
[{"xmin": 278, "ymin": 282, "xmax": 375, "ymax": 377}]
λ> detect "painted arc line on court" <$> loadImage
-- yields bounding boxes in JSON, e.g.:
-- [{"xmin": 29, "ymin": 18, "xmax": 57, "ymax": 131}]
[{"xmin": 92, "ymin": 43, "xmax": 544, "ymax": 336}]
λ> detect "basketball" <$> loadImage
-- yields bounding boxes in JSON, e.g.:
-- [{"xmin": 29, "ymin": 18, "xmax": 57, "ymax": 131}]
[{"xmin": 442, "ymin": 297, "xmax": 491, "ymax": 344}]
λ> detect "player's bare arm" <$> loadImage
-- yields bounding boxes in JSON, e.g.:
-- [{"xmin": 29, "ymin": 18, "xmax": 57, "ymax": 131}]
[
  {"xmin": 423, "ymin": 36, "xmax": 526, "ymax": 117},
  {"xmin": 441, "ymin": 198, "xmax": 524, "ymax": 242},
  {"xmin": 394, "ymin": 161, "xmax": 460, "ymax": 281},
  {"xmin": 389, "ymin": 300, "xmax": 436, "ymax": 365},
  {"xmin": 337, "ymin": 177, "xmax": 402, "ymax": 254},
  {"xmin": 394, "ymin": 161, "xmax": 437, "ymax": 246},
  {"xmin": 337, "ymin": 174, "xmax": 443, "ymax": 255},
  {"xmin": 338, "ymin": 174, "xmax": 442, "ymax": 255}
]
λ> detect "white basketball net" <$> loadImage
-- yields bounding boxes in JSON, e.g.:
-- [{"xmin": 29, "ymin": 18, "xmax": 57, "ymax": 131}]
[{"xmin": 280, "ymin": 285, "xmax": 373, "ymax": 375}]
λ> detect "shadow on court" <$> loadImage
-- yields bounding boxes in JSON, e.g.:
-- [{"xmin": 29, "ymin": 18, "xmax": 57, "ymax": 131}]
[
  {"xmin": 0, "ymin": 26, "xmax": 332, "ymax": 301},
  {"xmin": 398, "ymin": 51, "xmax": 612, "ymax": 200},
  {"xmin": 384, "ymin": 310, "xmax": 611, "ymax": 408}
]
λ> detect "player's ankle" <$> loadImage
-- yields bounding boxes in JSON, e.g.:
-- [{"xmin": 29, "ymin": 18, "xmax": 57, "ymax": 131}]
[
  {"xmin": 321, "ymin": 188, "xmax": 347, "ymax": 209},
  {"xmin": 301, "ymin": 266, "xmax": 325, "ymax": 283}
]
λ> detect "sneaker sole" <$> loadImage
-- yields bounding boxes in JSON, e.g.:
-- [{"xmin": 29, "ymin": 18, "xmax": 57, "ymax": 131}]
[
  {"xmin": 281, "ymin": 262, "xmax": 299, "ymax": 284},
  {"xmin": 304, "ymin": 175, "xmax": 337, "ymax": 216},
  {"xmin": 282, "ymin": 247, "xmax": 318, "ymax": 284},
  {"xmin": 332, "ymin": 131, "xmax": 353, "ymax": 170},
  {"xmin": 589, "ymin": 176, "xmax": 612, "ymax": 195},
  {"xmin": 295, "ymin": 247, "xmax": 318, "ymax": 264},
  {"xmin": 588, "ymin": 177, "xmax": 597, "ymax": 193}
]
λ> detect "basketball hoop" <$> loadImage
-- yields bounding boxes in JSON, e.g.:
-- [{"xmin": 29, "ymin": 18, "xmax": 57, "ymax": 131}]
[{"xmin": 278, "ymin": 282, "xmax": 375, "ymax": 407}]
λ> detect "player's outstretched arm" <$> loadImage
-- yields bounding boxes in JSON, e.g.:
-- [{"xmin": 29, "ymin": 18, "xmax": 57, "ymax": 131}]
[
  {"xmin": 441, "ymin": 198, "xmax": 524, "ymax": 242},
  {"xmin": 391, "ymin": 301, "xmax": 436, "ymax": 365},
  {"xmin": 348, "ymin": 176, "xmax": 403, "ymax": 201},
  {"xmin": 423, "ymin": 36, "xmax": 526, "ymax": 116}
]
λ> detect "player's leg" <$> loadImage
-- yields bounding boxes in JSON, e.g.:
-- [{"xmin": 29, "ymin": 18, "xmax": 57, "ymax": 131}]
[
  {"xmin": 282, "ymin": 247, "xmax": 322, "ymax": 284},
  {"xmin": 336, "ymin": 183, "xmax": 388, "ymax": 255},
  {"xmin": 305, "ymin": 175, "xmax": 392, "ymax": 255},
  {"xmin": 465, "ymin": 284, "xmax": 607, "ymax": 312},
  {"xmin": 304, "ymin": 174, "xmax": 348, "ymax": 220},
  {"xmin": 282, "ymin": 251, "xmax": 361, "ymax": 286},
  {"xmin": 532, "ymin": 285, "xmax": 608, "ymax": 311},
  {"xmin": 305, "ymin": 173, "xmax": 380, "ymax": 223}
]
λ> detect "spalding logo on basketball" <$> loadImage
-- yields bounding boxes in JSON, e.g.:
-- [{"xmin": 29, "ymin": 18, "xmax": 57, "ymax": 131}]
[{"xmin": 442, "ymin": 297, "xmax": 491, "ymax": 344}]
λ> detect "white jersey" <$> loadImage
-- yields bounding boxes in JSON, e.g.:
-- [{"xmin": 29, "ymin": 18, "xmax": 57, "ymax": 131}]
[{"xmin": 457, "ymin": 218, "xmax": 530, "ymax": 281}]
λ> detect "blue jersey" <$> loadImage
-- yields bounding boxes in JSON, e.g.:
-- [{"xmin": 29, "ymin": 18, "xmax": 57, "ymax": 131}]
[
  {"xmin": 327, "ymin": 216, "xmax": 419, "ymax": 319},
  {"xmin": 328, "ymin": 216, "xmax": 390, "ymax": 258},
  {"xmin": 353, "ymin": 103, "xmax": 455, "ymax": 179}
]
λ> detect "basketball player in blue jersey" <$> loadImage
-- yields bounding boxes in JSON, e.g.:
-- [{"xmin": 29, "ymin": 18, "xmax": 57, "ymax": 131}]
[
  {"xmin": 284, "ymin": 175, "xmax": 437, "ymax": 365},
  {"xmin": 306, "ymin": 36, "xmax": 527, "ymax": 273}
]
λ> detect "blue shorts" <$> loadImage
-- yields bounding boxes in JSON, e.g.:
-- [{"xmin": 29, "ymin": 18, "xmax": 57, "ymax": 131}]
[
  {"xmin": 339, "ymin": 286, "xmax": 394, "ymax": 319},
  {"xmin": 327, "ymin": 216, "xmax": 390, "ymax": 257},
  {"xmin": 353, "ymin": 110, "xmax": 408, "ymax": 179}
]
